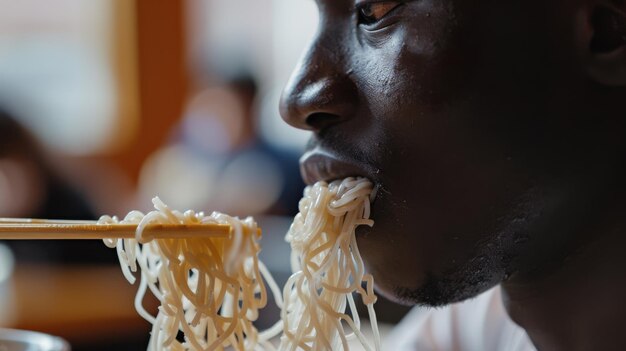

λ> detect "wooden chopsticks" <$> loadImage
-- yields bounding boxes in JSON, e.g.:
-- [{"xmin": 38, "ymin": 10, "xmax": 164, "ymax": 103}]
[{"xmin": 0, "ymin": 218, "xmax": 250, "ymax": 240}]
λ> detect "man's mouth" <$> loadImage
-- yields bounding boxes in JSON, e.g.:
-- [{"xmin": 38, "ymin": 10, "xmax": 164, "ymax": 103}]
[{"xmin": 300, "ymin": 147, "xmax": 372, "ymax": 186}]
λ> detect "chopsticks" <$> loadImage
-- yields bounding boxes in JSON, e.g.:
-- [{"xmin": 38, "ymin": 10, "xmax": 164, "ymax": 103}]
[{"xmin": 0, "ymin": 218, "xmax": 259, "ymax": 240}]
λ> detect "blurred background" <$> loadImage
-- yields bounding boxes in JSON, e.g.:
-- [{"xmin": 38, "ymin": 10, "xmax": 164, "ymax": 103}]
[{"xmin": 0, "ymin": 1, "xmax": 409, "ymax": 349}]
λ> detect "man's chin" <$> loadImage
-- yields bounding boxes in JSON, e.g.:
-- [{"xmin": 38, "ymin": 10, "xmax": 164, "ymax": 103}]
[{"xmin": 375, "ymin": 270, "xmax": 501, "ymax": 308}]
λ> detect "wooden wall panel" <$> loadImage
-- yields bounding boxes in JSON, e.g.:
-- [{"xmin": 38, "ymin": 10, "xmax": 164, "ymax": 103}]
[{"xmin": 103, "ymin": 0, "xmax": 189, "ymax": 185}]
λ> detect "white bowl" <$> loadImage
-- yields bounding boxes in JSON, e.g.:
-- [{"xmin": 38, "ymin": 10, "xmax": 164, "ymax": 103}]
[{"xmin": 0, "ymin": 329, "xmax": 69, "ymax": 351}]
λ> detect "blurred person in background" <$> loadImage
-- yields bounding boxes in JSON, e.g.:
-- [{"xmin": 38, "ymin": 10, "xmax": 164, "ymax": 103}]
[
  {"xmin": 0, "ymin": 107, "xmax": 113, "ymax": 264},
  {"xmin": 140, "ymin": 71, "xmax": 304, "ymax": 217}
]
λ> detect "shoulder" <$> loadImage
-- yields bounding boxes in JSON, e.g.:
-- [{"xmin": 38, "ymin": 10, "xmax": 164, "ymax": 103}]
[{"xmin": 384, "ymin": 286, "xmax": 536, "ymax": 351}]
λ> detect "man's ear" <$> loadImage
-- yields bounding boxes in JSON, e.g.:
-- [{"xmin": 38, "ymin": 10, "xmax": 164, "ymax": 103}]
[{"xmin": 583, "ymin": 1, "xmax": 626, "ymax": 86}]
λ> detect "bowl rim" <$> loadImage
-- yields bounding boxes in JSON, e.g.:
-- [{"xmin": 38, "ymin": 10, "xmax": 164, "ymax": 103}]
[{"xmin": 0, "ymin": 328, "xmax": 70, "ymax": 350}]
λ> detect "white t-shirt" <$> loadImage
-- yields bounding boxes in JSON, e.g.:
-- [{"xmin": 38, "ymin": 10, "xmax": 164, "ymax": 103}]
[{"xmin": 384, "ymin": 287, "xmax": 537, "ymax": 351}]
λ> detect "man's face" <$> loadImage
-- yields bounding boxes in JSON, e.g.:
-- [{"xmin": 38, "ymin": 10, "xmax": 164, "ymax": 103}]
[{"xmin": 281, "ymin": 0, "xmax": 620, "ymax": 305}]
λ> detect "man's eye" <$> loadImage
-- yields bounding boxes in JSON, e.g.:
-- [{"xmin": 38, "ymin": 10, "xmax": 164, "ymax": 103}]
[{"xmin": 358, "ymin": 1, "xmax": 402, "ymax": 26}]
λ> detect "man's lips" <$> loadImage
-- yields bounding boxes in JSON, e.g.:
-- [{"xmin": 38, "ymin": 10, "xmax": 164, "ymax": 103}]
[{"xmin": 300, "ymin": 148, "xmax": 371, "ymax": 185}]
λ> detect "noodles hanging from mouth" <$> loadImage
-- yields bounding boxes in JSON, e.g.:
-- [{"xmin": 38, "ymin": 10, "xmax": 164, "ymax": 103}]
[
  {"xmin": 100, "ymin": 197, "xmax": 283, "ymax": 351},
  {"xmin": 279, "ymin": 177, "xmax": 381, "ymax": 351}
]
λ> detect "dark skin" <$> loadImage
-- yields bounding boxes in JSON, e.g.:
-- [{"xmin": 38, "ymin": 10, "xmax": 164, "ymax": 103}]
[{"xmin": 280, "ymin": 0, "xmax": 626, "ymax": 350}]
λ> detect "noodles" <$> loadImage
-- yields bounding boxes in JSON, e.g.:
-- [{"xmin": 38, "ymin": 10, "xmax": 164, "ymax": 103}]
[
  {"xmin": 101, "ymin": 197, "xmax": 282, "ymax": 351},
  {"xmin": 103, "ymin": 176, "xmax": 379, "ymax": 350},
  {"xmin": 279, "ymin": 177, "xmax": 380, "ymax": 351}
]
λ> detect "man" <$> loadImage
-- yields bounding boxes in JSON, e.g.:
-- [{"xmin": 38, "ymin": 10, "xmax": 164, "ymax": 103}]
[{"xmin": 279, "ymin": 0, "xmax": 626, "ymax": 350}]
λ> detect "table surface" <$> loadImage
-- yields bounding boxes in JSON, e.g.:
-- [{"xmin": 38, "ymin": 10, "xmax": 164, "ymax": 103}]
[{"xmin": 0, "ymin": 264, "xmax": 154, "ymax": 344}]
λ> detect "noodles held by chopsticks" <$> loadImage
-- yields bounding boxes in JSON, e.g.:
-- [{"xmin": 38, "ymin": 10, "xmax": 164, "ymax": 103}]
[{"xmin": 101, "ymin": 197, "xmax": 282, "ymax": 351}]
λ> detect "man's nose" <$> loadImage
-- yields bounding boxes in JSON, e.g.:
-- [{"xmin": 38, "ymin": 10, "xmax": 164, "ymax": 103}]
[{"xmin": 279, "ymin": 38, "xmax": 357, "ymax": 133}]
